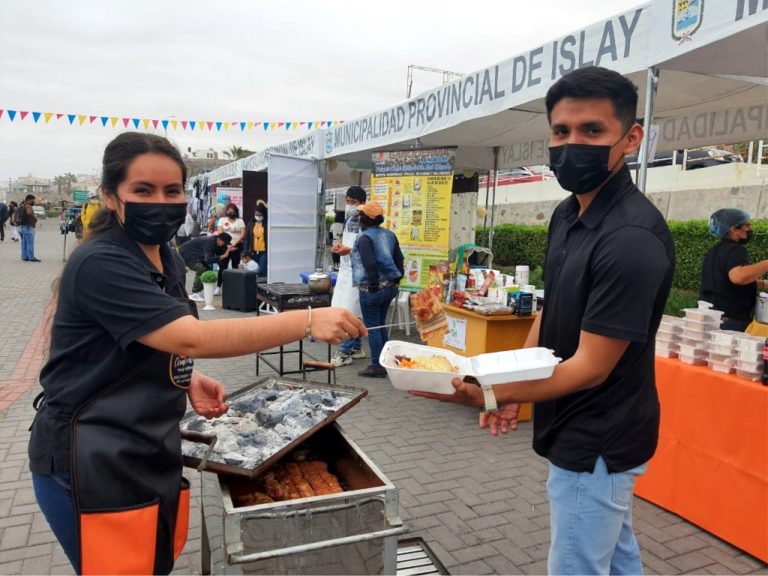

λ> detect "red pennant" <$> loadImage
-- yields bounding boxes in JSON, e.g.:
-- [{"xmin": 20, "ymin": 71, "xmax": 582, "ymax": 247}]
[
  {"xmin": 152, "ymin": 119, "xmax": 159, "ymax": 129},
  {"xmin": 206, "ymin": 121, "xmax": 213, "ymax": 130},
  {"xmin": 89, "ymin": 115, "xmax": 97, "ymax": 123},
  {"xmin": 181, "ymin": 120, "xmax": 188, "ymax": 130},
  {"xmin": 20, "ymin": 111, "xmax": 29, "ymax": 120},
  {"xmin": 0, "ymin": 110, "xmax": 3, "ymax": 120},
  {"xmin": 278, "ymin": 122, "xmax": 285, "ymax": 128},
  {"xmin": 300, "ymin": 121, "xmax": 306, "ymax": 126},
  {"xmin": 122, "ymin": 118, "xmax": 130, "ymax": 127},
  {"xmin": 56, "ymin": 113, "xmax": 64, "ymax": 119}
]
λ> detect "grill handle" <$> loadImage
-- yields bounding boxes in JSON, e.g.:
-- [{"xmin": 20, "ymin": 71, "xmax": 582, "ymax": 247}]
[
  {"xmin": 227, "ymin": 525, "xmax": 407, "ymax": 565},
  {"xmin": 180, "ymin": 430, "xmax": 218, "ymax": 472}
]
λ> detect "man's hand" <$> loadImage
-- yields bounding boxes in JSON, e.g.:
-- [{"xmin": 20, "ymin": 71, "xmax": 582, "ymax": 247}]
[
  {"xmin": 480, "ymin": 403, "xmax": 521, "ymax": 436},
  {"xmin": 408, "ymin": 377, "xmax": 484, "ymax": 409},
  {"xmin": 188, "ymin": 371, "xmax": 228, "ymax": 419}
]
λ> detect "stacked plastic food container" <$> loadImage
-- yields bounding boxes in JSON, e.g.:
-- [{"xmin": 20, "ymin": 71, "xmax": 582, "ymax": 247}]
[
  {"xmin": 655, "ymin": 302, "xmax": 766, "ymax": 382},
  {"xmin": 655, "ymin": 315, "xmax": 684, "ymax": 358}
]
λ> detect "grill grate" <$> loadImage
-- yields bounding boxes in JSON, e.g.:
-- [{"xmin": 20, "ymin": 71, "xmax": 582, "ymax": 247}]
[{"xmin": 397, "ymin": 538, "xmax": 449, "ymax": 575}]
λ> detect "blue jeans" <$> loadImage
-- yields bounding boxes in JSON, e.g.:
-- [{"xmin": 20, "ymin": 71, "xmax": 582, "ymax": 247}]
[
  {"xmin": 359, "ymin": 285, "xmax": 398, "ymax": 368},
  {"xmin": 33, "ymin": 472, "xmax": 78, "ymax": 572},
  {"xmin": 339, "ymin": 336, "xmax": 362, "ymax": 356},
  {"xmin": 547, "ymin": 456, "xmax": 648, "ymax": 575},
  {"xmin": 19, "ymin": 225, "xmax": 36, "ymax": 260}
]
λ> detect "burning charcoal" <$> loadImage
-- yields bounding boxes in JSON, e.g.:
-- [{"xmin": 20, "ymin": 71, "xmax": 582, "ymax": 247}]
[
  {"xmin": 186, "ymin": 418, "xmax": 206, "ymax": 432},
  {"xmin": 256, "ymin": 408, "xmax": 285, "ymax": 428}
]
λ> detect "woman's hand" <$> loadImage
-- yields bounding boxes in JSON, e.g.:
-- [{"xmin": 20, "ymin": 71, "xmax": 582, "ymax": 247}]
[
  {"xmin": 309, "ymin": 307, "xmax": 368, "ymax": 344},
  {"xmin": 188, "ymin": 371, "xmax": 228, "ymax": 419},
  {"xmin": 332, "ymin": 244, "xmax": 352, "ymax": 256}
]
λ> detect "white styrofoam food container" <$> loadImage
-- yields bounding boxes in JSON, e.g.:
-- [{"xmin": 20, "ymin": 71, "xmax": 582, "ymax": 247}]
[{"xmin": 380, "ymin": 340, "xmax": 560, "ymax": 393}]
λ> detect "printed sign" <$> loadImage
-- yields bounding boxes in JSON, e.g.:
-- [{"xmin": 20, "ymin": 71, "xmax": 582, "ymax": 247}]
[{"xmin": 444, "ymin": 317, "xmax": 467, "ymax": 351}]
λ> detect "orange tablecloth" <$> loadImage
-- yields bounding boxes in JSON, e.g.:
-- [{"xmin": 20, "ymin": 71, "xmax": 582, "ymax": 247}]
[{"xmin": 635, "ymin": 358, "xmax": 768, "ymax": 562}]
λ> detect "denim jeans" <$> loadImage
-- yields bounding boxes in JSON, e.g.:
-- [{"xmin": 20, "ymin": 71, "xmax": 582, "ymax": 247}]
[
  {"xmin": 19, "ymin": 225, "xmax": 36, "ymax": 260},
  {"xmin": 547, "ymin": 456, "xmax": 648, "ymax": 575},
  {"xmin": 33, "ymin": 472, "xmax": 78, "ymax": 572},
  {"xmin": 359, "ymin": 285, "xmax": 398, "ymax": 368},
  {"xmin": 339, "ymin": 336, "xmax": 362, "ymax": 355}
]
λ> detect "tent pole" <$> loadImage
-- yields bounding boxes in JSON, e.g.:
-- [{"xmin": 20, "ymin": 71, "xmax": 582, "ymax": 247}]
[
  {"xmin": 637, "ymin": 67, "xmax": 659, "ymax": 194},
  {"xmin": 482, "ymin": 169, "xmax": 490, "ymax": 235},
  {"xmin": 317, "ymin": 160, "xmax": 327, "ymax": 270},
  {"xmin": 489, "ymin": 146, "xmax": 499, "ymax": 251}
]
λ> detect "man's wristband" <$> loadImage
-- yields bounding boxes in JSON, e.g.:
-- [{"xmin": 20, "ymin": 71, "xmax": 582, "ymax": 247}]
[{"xmin": 481, "ymin": 385, "xmax": 498, "ymax": 412}]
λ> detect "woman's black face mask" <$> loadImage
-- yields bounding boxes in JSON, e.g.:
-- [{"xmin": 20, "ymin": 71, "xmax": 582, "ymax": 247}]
[{"xmin": 117, "ymin": 199, "xmax": 187, "ymax": 245}]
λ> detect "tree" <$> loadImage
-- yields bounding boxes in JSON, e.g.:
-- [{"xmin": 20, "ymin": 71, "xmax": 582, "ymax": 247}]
[
  {"xmin": 223, "ymin": 146, "xmax": 253, "ymax": 160},
  {"xmin": 54, "ymin": 173, "xmax": 78, "ymax": 195}
]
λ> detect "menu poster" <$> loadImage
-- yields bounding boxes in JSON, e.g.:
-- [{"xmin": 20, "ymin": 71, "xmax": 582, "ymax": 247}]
[{"xmin": 371, "ymin": 148, "xmax": 454, "ymax": 291}]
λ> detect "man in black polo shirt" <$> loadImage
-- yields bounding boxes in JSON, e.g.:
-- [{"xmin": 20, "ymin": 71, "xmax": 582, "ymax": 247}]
[
  {"xmin": 700, "ymin": 209, "xmax": 768, "ymax": 331},
  {"xmin": 411, "ymin": 67, "xmax": 675, "ymax": 574},
  {"xmin": 178, "ymin": 232, "xmax": 232, "ymax": 301}
]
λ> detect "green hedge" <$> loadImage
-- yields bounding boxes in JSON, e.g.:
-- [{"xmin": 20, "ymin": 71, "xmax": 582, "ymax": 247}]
[{"xmin": 477, "ymin": 220, "xmax": 768, "ymax": 293}]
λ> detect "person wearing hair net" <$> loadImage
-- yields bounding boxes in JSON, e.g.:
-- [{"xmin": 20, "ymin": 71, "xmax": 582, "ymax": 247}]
[
  {"xmin": 700, "ymin": 208, "xmax": 768, "ymax": 331},
  {"xmin": 330, "ymin": 186, "xmax": 368, "ymax": 366}
]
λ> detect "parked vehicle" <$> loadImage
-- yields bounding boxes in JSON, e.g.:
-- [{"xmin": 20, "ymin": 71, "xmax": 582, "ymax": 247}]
[
  {"xmin": 32, "ymin": 205, "xmax": 46, "ymax": 219},
  {"xmin": 625, "ymin": 147, "xmax": 743, "ymax": 171}
]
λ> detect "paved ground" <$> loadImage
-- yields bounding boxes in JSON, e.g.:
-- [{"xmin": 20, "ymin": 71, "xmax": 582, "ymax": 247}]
[{"xmin": 0, "ymin": 226, "xmax": 766, "ymax": 575}]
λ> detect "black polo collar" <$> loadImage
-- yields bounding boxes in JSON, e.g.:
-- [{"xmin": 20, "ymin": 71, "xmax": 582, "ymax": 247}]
[
  {"xmin": 561, "ymin": 164, "xmax": 635, "ymax": 230},
  {"xmin": 98, "ymin": 225, "xmax": 180, "ymax": 291}
]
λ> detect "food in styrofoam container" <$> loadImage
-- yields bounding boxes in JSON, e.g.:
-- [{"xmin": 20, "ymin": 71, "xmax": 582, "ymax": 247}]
[
  {"xmin": 682, "ymin": 327, "xmax": 710, "ymax": 341},
  {"xmin": 679, "ymin": 344, "xmax": 708, "ymax": 358},
  {"xmin": 679, "ymin": 352, "xmax": 707, "ymax": 366},
  {"xmin": 380, "ymin": 340, "xmax": 560, "ymax": 393},
  {"xmin": 395, "ymin": 354, "xmax": 459, "ymax": 373},
  {"xmin": 708, "ymin": 343, "xmax": 735, "ymax": 356},
  {"xmin": 707, "ymin": 352, "xmax": 735, "ymax": 365},
  {"xmin": 680, "ymin": 336, "xmax": 708, "ymax": 348},
  {"xmin": 656, "ymin": 331, "xmax": 681, "ymax": 344},
  {"xmin": 737, "ymin": 347, "xmax": 762, "ymax": 362},
  {"xmin": 735, "ymin": 359, "xmax": 762, "ymax": 373}
]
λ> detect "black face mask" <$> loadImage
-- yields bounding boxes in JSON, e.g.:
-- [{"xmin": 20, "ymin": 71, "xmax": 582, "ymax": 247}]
[
  {"xmin": 548, "ymin": 131, "xmax": 630, "ymax": 195},
  {"xmin": 119, "ymin": 200, "xmax": 187, "ymax": 245}
]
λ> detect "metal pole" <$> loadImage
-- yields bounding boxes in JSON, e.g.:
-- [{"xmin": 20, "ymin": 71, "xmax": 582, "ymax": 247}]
[
  {"xmin": 317, "ymin": 160, "xmax": 327, "ymax": 270},
  {"xmin": 637, "ymin": 67, "xmax": 659, "ymax": 194},
  {"xmin": 488, "ymin": 146, "xmax": 499, "ymax": 251}
]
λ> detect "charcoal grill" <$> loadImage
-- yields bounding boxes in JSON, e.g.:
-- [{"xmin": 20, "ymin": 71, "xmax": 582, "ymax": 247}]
[{"xmin": 198, "ymin": 422, "xmax": 405, "ymax": 574}]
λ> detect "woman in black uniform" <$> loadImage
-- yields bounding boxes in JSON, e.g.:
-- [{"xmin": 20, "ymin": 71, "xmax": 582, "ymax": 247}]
[{"xmin": 28, "ymin": 132, "xmax": 365, "ymax": 575}]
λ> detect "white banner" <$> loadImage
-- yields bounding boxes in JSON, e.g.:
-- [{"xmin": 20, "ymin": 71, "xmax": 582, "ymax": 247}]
[
  {"xmin": 650, "ymin": 0, "xmax": 768, "ymax": 68},
  {"xmin": 325, "ymin": 4, "xmax": 650, "ymax": 158},
  {"xmin": 267, "ymin": 155, "xmax": 319, "ymax": 284},
  {"xmin": 656, "ymin": 102, "xmax": 768, "ymax": 149},
  {"xmin": 207, "ymin": 130, "xmax": 323, "ymax": 185}
]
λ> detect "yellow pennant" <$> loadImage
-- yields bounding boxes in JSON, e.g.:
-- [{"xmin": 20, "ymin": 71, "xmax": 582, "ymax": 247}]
[
  {"xmin": 44, "ymin": 112, "xmax": 53, "ymax": 123},
  {"xmin": 269, "ymin": 122, "xmax": 276, "ymax": 131},
  {"xmin": 198, "ymin": 122, "xmax": 204, "ymax": 131},
  {"xmin": 171, "ymin": 119, "xmax": 178, "ymax": 130},
  {"xmin": 78, "ymin": 115, "xmax": 87, "ymax": 125},
  {"xmin": 110, "ymin": 117, "xmax": 119, "ymax": 127},
  {"xmin": 142, "ymin": 118, "xmax": 151, "ymax": 129},
  {"xmin": 247, "ymin": 121, "xmax": 254, "ymax": 131},
  {"xmin": 292, "ymin": 122, "xmax": 298, "ymax": 130}
]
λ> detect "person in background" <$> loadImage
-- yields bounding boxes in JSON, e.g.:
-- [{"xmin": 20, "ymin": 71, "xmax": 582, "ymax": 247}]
[
  {"xmin": 410, "ymin": 67, "xmax": 675, "ymax": 575},
  {"xmin": 240, "ymin": 253, "xmax": 260, "ymax": 273},
  {"xmin": 80, "ymin": 191, "xmax": 102, "ymax": 242},
  {"xmin": 244, "ymin": 201, "xmax": 268, "ymax": 277},
  {"xmin": 0, "ymin": 200, "xmax": 7, "ymax": 241},
  {"xmin": 351, "ymin": 202, "xmax": 404, "ymax": 377},
  {"xmin": 8, "ymin": 201, "xmax": 20, "ymax": 242},
  {"xmin": 28, "ymin": 131, "xmax": 366, "ymax": 575},
  {"xmin": 330, "ymin": 186, "xmax": 368, "ymax": 367},
  {"xmin": 179, "ymin": 232, "xmax": 233, "ymax": 301},
  {"xmin": 700, "ymin": 208, "xmax": 768, "ymax": 331},
  {"xmin": 15, "ymin": 194, "xmax": 41, "ymax": 262},
  {"xmin": 329, "ymin": 211, "xmax": 345, "ymax": 271},
  {"xmin": 215, "ymin": 203, "xmax": 245, "ymax": 295}
]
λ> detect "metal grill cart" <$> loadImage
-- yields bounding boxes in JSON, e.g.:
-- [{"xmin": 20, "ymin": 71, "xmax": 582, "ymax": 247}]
[
  {"xmin": 255, "ymin": 283, "xmax": 332, "ymax": 382},
  {"xmin": 182, "ymin": 377, "xmax": 406, "ymax": 575}
]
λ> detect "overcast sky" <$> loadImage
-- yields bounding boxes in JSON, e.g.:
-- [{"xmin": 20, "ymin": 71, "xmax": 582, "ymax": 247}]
[{"xmin": 0, "ymin": 0, "xmax": 642, "ymax": 182}]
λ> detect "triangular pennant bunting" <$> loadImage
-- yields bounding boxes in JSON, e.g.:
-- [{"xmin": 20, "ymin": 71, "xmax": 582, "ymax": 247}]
[
  {"xmin": 263, "ymin": 122, "xmax": 269, "ymax": 131},
  {"xmin": 152, "ymin": 119, "xmax": 159, "ymax": 129},
  {"xmin": 8, "ymin": 111, "xmax": 17, "ymax": 121},
  {"xmin": 67, "ymin": 114, "xmax": 76, "ymax": 125},
  {"xmin": 308, "ymin": 122, "xmax": 313, "ymax": 130},
  {"xmin": 206, "ymin": 121, "xmax": 213, "ymax": 130},
  {"xmin": 240, "ymin": 122, "xmax": 247, "ymax": 131},
  {"xmin": 122, "ymin": 118, "xmax": 130, "ymax": 127},
  {"xmin": 215, "ymin": 122, "xmax": 222, "ymax": 131},
  {"xmin": 111, "ymin": 117, "xmax": 119, "ymax": 127},
  {"xmin": 162, "ymin": 119, "xmax": 169, "ymax": 130},
  {"xmin": 20, "ymin": 111, "xmax": 29, "ymax": 120},
  {"xmin": 189, "ymin": 121, "xmax": 196, "ymax": 130},
  {"xmin": 142, "ymin": 119, "xmax": 150, "ymax": 129},
  {"xmin": 100, "ymin": 116, "xmax": 108, "ymax": 126},
  {"xmin": 171, "ymin": 120, "xmax": 178, "ymax": 130},
  {"xmin": 89, "ymin": 115, "xmax": 97, "ymax": 124},
  {"xmin": 131, "ymin": 118, "xmax": 140, "ymax": 128},
  {"xmin": 56, "ymin": 113, "xmax": 64, "ymax": 119},
  {"xmin": 181, "ymin": 120, "xmax": 188, "ymax": 130},
  {"xmin": 32, "ymin": 112, "xmax": 42, "ymax": 123},
  {"xmin": 78, "ymin": 115, "xmax": 87, "ymax": 125},
  {"xmin": 45, "ymin": 113, "xmax": 54, "ymax": 123}
]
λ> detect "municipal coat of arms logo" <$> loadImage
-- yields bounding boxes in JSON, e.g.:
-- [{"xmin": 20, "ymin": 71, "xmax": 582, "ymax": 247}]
[{"xmin": 672, "ymin": 0, "xmax": 704, "ymax": 43}]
